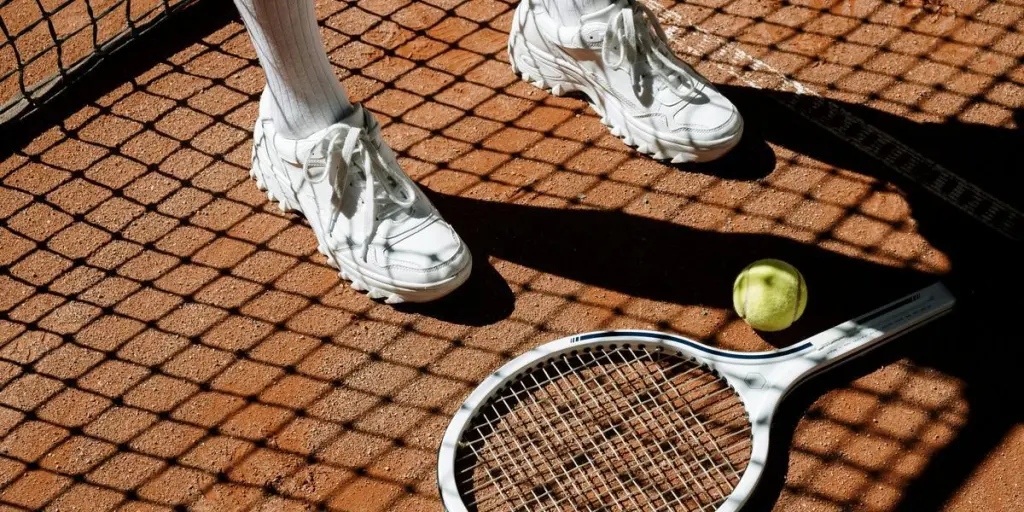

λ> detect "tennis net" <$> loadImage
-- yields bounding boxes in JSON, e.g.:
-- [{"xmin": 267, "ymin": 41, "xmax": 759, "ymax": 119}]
[{"xmin": 0, "ymin": 0, "xmax": 202, "ymax": 124}]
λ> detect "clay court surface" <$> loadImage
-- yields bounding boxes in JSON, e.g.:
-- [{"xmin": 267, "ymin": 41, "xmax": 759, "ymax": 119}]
[{"xmin": 0, "ymin": 0, "xmax": 1022, "ymax": 510}]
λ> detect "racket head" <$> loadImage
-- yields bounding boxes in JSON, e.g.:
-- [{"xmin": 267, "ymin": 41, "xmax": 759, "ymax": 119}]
[
  {"xmin": 437, "ymin": 333, "xmax": 763, "ymax": 512},
  {"xmin": 438, "ymin": 283, "xmax": 956, "ymax": 512}
]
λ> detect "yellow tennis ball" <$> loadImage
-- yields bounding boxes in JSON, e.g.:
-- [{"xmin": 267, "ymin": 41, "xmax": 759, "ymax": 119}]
[{"xmin": 733, "ymin": 259, "xmax": 808, "ymax": 332}]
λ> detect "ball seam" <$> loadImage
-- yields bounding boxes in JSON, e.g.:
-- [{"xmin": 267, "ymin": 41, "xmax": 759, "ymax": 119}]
[{"xmin": 793, "ymin": 269, "xmax": 805, "ymax": 325}]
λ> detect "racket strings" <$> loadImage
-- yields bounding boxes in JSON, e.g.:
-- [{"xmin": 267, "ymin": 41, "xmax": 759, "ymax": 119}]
[
  {"xmin": 454, "ymin": 345, "xmax": 752, "ymax": 511},
  {"xmin": 457, "ymin": 352, "xmax": 745, "ymax": 511},
  {"xmin": 604, "ymin": 349, "xmax": 745, "ymax": 504},
  {"xmin": 462, "ymin": 350, "xmax": 744, "ymax": 511},
  {"xmin": 461, "ymin": 353, "xmax": 742, "ymax": 511},
  {"xmin": 608, "ymin": 350, "xmax": 741, "ymax": 474},
  {"xmin": 568, "ymin": 351, "xmax": 729, "ymax": 509},
  {"xmin": 455, "ymin": 350, "xmax": 697, "ymax": 480},
  {"xmin": 533, "ymin": 354, "xmax": 699, "ymax": 511}
]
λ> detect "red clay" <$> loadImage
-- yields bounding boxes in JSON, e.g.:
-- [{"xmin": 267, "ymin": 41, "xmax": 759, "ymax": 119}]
[{"xmin": 0, "ymin": 0, "xmax": 1021, "ymax": 510}]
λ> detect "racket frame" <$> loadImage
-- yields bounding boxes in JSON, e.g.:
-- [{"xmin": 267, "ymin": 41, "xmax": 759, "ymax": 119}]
[{"xmin": 438, "ymin": 282, "xmax": 955, "ymax": 512}]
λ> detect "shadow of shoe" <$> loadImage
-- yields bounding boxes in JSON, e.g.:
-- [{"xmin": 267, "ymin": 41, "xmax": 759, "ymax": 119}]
[
  {"xmin": 672, "ymin": 100, "xmax": 777, "ymax": 181},
  {"xmin": 393, "ymin": 251, "xmax": 515, "ymax": 327},
  {"xmin": 422, "ymin": 190, "xmax": 941, "ymax": 342}
]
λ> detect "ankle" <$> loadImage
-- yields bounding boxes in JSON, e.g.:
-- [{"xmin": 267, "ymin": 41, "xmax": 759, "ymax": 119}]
[{"xmin": 268, "ymin": 93, "xmax": 353, "ymax": 140}]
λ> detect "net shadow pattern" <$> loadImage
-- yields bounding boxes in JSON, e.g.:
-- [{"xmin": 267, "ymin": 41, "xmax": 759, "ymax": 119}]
[
  {"xmin": 661, "ymin": 0, "xmax": 1022, "ymax": 125},
  {"xmin": 0, "ymin": 0, "xmax": 995, "ymax": 510},
  {"xmin": 454, "ymin": 345, "xmax": 750, "ymax": 512},
  {"xmin": 0, "ymin": 0, "xmax": 203, "ymax": 124},
  {"xmin": 652, "ymin": 0, "xmax": 1024, "ymax": 239}
]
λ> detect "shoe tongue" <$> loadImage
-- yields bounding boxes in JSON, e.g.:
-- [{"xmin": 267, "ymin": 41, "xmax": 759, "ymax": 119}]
[
  {"xmin": 580, "ymin": 0, "xmax": 629, "ymax": 24},
  {"xmin": 275, "ymin": 106, "xmax": 366, "ymax": 164}
]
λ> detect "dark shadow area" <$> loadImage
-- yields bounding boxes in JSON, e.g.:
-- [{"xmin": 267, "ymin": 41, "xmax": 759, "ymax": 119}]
[
  {"xmin": 393, "ymin": 248, "xmax": 515, "ymax": 326},
  {"xmin": 741, "ymin": 256, "xmax": 1024, "ymax": 511},
  {"xmin": 742, "ymin": 317, "xmax": 955, "ymax": 511},
  {"xmin": 716, "ymin": 85, "xmax": 1024, "ymax": 511},
  {"xmin": 687, "ymin": 85, "xmax": 1024, "ymax": 510},
  {"xmin": 424, "ymin": 82, "xmax": 1023, "ymax": 509},
  {"xmin": 892, "ymin": 211, "xmax": 1022, "ymax": 510},
  {"xmin": 895, "ymin": 302, "xmax": 1024, "ymax": 511},
  {"xmin": 427, "ymin": 189, "xmax": 939, "ymax": 342},
  {"xmin": 717, "ymin": 83, "xmax": 1022, "ymax": 260},
  {"xmin": 717, "ymin": 84, "xmax": 1024, "ymax": 242},
  {"xmin": 675, "ymin": 93, "xmax": 779, "ymax": 181},
  {"xmin": 423, "ymin": 166, "xmax": 1024, "ymax": 511}
]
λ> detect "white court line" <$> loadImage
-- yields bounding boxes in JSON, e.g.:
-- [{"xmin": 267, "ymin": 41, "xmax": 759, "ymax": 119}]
[{"xmin": 649, "ymin": 2, "xmax": 1023, "ymax": 241}]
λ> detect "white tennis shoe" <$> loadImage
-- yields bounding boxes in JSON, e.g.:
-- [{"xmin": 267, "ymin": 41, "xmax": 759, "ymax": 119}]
[
  {"xmin": 249, "ymin": 90, "xmax": 472, "ymax": 304},
  {"xmin": 509, "ymin": 0, "xmax": 743, "ymax": 163}
]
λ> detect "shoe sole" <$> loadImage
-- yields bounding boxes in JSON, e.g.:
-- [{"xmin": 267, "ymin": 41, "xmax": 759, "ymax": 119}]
[
  {"xmin": 507, "ymin": 31, "xmax": 742, "ymax": 163},
  {"xmin": 248, "ymin": 129, "xmax": 472, "ymax": 305}
]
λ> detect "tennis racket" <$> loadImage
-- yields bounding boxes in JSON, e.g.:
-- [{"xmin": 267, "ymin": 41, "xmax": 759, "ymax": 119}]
[{"xmin": 437, "ymin": 282, "xmax": 954, "ymax": 511}]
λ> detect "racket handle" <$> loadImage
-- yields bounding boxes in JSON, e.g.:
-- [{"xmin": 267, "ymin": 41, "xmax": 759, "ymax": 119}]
[{"xmin": 807, "ymin": 282, "xmax": 954, "ymax": 365}]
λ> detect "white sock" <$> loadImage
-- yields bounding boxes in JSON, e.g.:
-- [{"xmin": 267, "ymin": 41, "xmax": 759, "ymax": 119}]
[
  {"xmin": 233, "ymin": 0, "xmax": 352, "ymax": 139},
  {"xmin": 543, "ymin": 0, "xmax": 616, "ymax": 25}
]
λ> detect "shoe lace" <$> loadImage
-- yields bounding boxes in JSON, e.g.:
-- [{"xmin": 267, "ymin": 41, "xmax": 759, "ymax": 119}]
[
  {"xmin": 303, "ymin": 125, "xmax": 417, "ymax": 262},
  {"xmin": 602, "ymin": 1, "xmax": 694, "ymax": 97}
]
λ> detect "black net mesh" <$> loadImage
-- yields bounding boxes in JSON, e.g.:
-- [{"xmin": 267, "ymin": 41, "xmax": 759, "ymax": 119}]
[{"xmin": 0, "ymin": 0, "xmax": 203, "ymax": 123}]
